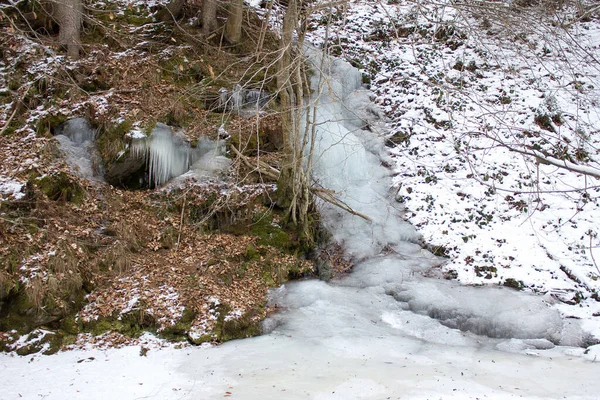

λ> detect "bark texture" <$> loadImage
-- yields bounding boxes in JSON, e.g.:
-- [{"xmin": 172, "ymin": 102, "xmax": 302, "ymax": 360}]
[
  {"xmin": 54, "ymin": 0, "xmax": 82, "ymax": 59},
  {"xmin": 276, "ymin": 0, "xmax": 312, "ymax": 239},
  {"xmin": 224, "ymin": 0, "xmax": 244, "ymax": 44},
  {"xmin": 202, "ymin": 0, "xmax": 218, "ymax": 35}
]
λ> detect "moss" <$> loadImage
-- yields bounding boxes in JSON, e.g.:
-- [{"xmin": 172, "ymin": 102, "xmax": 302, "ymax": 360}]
[
  {"xmin": 43, "ymin": 332, "xmax": 65, "ymax": 355},
  {"xmin": 213, "ymin": 305, "xmax": 261, "ymax": 342},
  {"xmin": 15, "ymin": 342, "xmax": 43, "ymax": 356},
  {"xmin": 503, "ymin": 278, "xmax": 524, "ymax": 290},
  {"xmin": 0, "ymin": 291, "xmax": 37, "ymax": 333},
  {"xmin": 36, "ymin": 114, "xmax": 68, "ymax": 137},
  {"xmin": 124, "ymin": 10, "xmax": 153, "ymax": 26},
  {"xmin": 60, "ymin": 315, "xmax": 80, "ymax": 336},
  {"xmin": 188, "ymin": 333, "xmax": 213, "ymax": 345},
  {"xmin": 230, "ymin": 130, "xmax": 260, "ymax": 156},
  {"xmin": 36, "ymin": 172, "xmax": 85, "ymax": 204},
  {"xmin": 261, "ymin": 270, "xmax": 277, "ymax": 287},
  {"xmin": 85, "ymin": 318, "xmax": 115, "ymax": 336},
  {"xmin": 96, "ymin": 120, "xmax": 133, "ymax": 163},
  {"xmin": 83, "ymin": 302, "xmax": 156, "ymax": 338},
  {"xmin": 244, "ymin": 244, "xmax": 258, "ymax": 261},
  {"xmin": 251, "ymin": 210, "xmax": 291, "ymax": 250},
  {"xmin": 159, "ymin": 308, "xmax": 196, "ymax": 341}
]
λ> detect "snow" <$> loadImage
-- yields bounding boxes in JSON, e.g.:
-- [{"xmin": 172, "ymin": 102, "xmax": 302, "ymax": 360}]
[
  {"xmin": 2, "ymin": 322, "xmax": 599, "ymax": 399},
  {"xmin": 0, "ymin": 176, "xmax": 24, "ymax": 200},
  {"xmin": 125, "ymin": 128, "xmax": 146, "ymax": 139},
  {"xmin": 304, "ymin": 0, "xmax": 600, "ymax": 331}
]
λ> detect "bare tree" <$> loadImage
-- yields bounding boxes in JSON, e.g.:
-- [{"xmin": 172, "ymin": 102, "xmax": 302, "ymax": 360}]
[{"xmin": 276, "ymin": 0, "xmax": 313, "ymax": 238}]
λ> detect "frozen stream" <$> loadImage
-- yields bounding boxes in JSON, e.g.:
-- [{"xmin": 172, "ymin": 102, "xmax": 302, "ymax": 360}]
[{"xmin": 2, "ymin": 52, "xmax": 600, "ymax": 400}]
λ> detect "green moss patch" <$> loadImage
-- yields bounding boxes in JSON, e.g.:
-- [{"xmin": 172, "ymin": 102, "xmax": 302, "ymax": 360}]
[
  {"xmin": 213, "ymin": 304, "xmax": 262, "ymax": 342},
  {"xmin": 36, "ymin": 172, "xmax": 85, "ymax": 204}
]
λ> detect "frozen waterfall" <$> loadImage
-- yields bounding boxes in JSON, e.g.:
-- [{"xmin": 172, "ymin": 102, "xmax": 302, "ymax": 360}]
[{"xmin": 55, "ymin": 120, "xmax": 228, "ymax": 188}]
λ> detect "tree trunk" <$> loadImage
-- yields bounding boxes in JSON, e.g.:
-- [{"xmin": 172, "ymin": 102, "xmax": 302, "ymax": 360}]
[
  {"xmin": 202, "ymin": 0, "xmax": 218, "ymax": 35},
  {"xmin": 156, "ymin": 0, "xmax": 186, "ymax": 21},
  {"xmin": 276, "ymin": 0, "xmax": 313, "ymax": 239},
  {"xmin": 224, "ymin": 0, "xmax": 244, "ymax": 44},
  {"xmin": 54, "ymin": 0, "xmax": 82, "ymax": 59}
]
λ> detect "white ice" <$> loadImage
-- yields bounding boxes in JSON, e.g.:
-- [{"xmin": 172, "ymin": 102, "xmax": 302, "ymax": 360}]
[
  {"xmin": 132, "ymin": 123, "xmax": 228, "ymax": 187},
  {"xmin": 54, "ymin": 117, "xmax": 104, "ymax": 182}
]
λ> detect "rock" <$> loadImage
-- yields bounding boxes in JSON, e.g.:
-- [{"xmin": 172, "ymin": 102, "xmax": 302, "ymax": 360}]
[{"xmin": 103, "ymin": 149, "xmax": 146, "ymax": 188}]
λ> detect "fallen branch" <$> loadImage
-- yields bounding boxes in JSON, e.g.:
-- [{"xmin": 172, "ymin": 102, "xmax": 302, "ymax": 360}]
[
  {"xmin": 311, "ymin": 187, "xmax": 372, "ymax": 222},
  {"xmin": 485, "ymin": 134, "xmax": 600, "ymax": 179},
  {"xmin": 229, "ymin": 144, "xmax": 280, "ymax": 180},
  {"xmin": 176, "ymin": 190, "xmax": 187, "ymax": 250}
]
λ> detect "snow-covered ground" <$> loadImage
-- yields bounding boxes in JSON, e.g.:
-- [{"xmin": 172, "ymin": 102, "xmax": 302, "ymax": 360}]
[{"xmin": 306, "ymin": 0, "xmax": 600, "ymax": 331}]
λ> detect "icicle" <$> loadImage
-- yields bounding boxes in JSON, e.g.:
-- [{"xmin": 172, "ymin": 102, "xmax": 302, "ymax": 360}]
[{"xmin": 131, "ymin": 124, "xmax": 226, "ymax": 187}]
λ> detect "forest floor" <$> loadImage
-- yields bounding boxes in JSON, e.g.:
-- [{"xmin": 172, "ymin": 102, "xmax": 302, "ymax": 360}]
[{"xmin": 0, "ymin": 0, "xmax": 342, "ymax": 354}]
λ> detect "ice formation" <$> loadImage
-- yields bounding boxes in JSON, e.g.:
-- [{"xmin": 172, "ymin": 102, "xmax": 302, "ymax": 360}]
[
  {"xmin": 54, "ymin": 117, "xmax": 104, "ymax": 181},
  {"xmin": 275, "ymin": 46, "xmax": 589, "ymax": 347},
  {"xmin": 129, "ymin": 124, "xmax": 225, "ymax": 187},
  {"xmin": 55, "ymin": 120, "xmax": 227, "ymax": 187}
]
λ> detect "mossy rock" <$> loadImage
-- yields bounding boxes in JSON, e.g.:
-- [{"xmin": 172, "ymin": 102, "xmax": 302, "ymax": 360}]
[
  {"xmin": 36, "ymin": 172, "xmax": 85, "ymax": 204},
  {"xmin": 60, "ymin": 315, "xmax": 80, "ymax": 336},
  {"xmin": 83, "ymin": 308, "xmax": 156, "ymax": 338},
  {"xmin": 159, "ymin": 308, "xmax": 196, "ymax": 341},
  {"xmin": 10, "ymin": 330, "xmax": 66, "ymax": 356},
  {"xmin": 0, "ymin": 291, "xmax": 37, "ymax": 333},
  {"xmin": 36, "ymin": 114, "xmax": 68, "ymax": 137},
  {"xmin": 96, "ymin": 120, "xmax": 133, "ymax": 163},
  {"xmin": 213, "ymin": 305, "xmax": 261, "ymax": 342},
  {"xmin": 187, "ymin": 333, "xmax": 213, "ymax": 345},
  {"xmin": 0, "ymin": 277, "xmax": 86, "ymax": 334}
]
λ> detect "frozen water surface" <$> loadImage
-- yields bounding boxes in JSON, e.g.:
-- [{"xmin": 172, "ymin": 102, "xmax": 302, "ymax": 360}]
[{"xmin": 3, "ymin": 51, "xmax": 600, "ymax": 400}]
